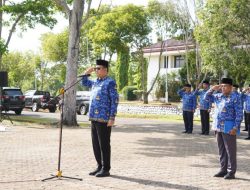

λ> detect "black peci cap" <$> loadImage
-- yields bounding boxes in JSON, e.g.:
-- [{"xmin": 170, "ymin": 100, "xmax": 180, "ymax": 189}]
[
  {"xmin": 96, "ymin": 59, "xmax": 109, "ymax": 68},
  {"xmin": 184, "ymin": 84, "xmax": 192, "ymax": 88},
  {"xmin": 221, "ymin": 78, "xmax": 233, "ymax": 85},
  {"xmin": 202, "ymin": 80, "xmax": 209, "ymax": 84}
]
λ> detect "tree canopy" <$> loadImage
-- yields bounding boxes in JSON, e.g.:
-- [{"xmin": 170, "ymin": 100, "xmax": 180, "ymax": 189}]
[{"xmin": 195, "ymin": 0, "xmax": 250, "ymax": 80}]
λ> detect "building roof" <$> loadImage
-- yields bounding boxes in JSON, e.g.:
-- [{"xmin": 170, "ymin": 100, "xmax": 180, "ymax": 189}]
[{"xmin": 143, "ymin": 39, "xmax": 195, "ymax": 54}]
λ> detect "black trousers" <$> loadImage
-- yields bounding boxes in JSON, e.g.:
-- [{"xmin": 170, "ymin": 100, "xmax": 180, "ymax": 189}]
[
  {"xmin": 216, "ymin": 132, "xmax": 237, "ymax": 174},
  {"xmin": 200, "ymin": 109, "xmax": 210, "ymax": 134},
  {"xmin": 91, "ymin": 121, "xmax": 112, "ymax": 171},
  {"xmin": 246, "ymin": 112, "xmax": 250, "ymax": 137},
  {"xmin": 183, "ymin": 111, "xmax": 194, "ymax": 133},
  {"xmin": 244, "ymin": 111, "xmax": 249, "ymax": 131}
]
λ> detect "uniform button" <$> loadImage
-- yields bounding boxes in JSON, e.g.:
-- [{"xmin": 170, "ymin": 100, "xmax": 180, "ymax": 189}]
[{"xmin": 95, "ymin": 109, "xmax": 99, "ymax": 114}]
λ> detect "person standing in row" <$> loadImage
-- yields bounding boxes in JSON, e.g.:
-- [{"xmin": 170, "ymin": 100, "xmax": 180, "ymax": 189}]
[
  {"xmin": 194, "ymin": 80, "xmax": 211, "ymax": 135},
  {"xmin": 177, "ymin": 84, "xmax": 197, "ymax": 134},
  {"xmin": 205, "ymin": 78, "xmax": 243, "ymax": 180},
  {"xmin": 241, "ymin": 85, "xmax": 250, "ymax": 140},
  {"xmin": 239, "ymin": 84, "xmax": 249, "ymax": 132},
  {"xmin": 81, "ymin": 59, "xmax": 119, "ymax": 177}
]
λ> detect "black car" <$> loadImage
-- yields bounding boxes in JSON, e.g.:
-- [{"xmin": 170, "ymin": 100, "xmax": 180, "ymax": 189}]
[
  {"xmin": 76, "ymin": 91, "xmax": 90, "ymax": 115},
  {"xmin": 0, "ymin": 87, "xmax": 25, "ymax": 115},
  {"xmin": 58, "ymin": 91, "xmax": 90, "ymax": 115},
  {"xmin": 24, "ymin": 90, "xmax": 57, "ymax": 112}
]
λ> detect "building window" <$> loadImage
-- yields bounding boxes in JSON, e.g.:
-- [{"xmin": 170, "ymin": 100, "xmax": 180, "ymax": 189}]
[
  {"xmin": 164, "ymin": 56, "xmax": 168, "ymax": 68},
  {"xmin": 174, "ymin": 56, "xmax": 185, "ymax": 68}
]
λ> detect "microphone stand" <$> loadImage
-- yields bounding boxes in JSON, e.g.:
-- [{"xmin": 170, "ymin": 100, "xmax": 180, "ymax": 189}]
[{"xmin": 42, "ymin": 77, "xmax": 83, "ymax": 182}]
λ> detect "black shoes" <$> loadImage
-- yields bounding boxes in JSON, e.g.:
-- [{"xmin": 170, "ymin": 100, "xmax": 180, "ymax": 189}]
[
  {"xmin": 242, "ymin": 129, "xmax": 248, "ymax": 131},
  {"xmin": 214, "ymin": 171, "xmax": 235, "ymax": 179},
  {"xmin": 89, "ymin": 167, "xmax": 101, "ymax": 176},
  {"xmin": 224, "ymin": 173, "xmax": 235, "ymax": 180},
  {"xmin": 182, "ymin": 131, "xmax": 192, "ymax": 134},
  {"xmin": 245, "ymin": 137, "xmax": 250, "ymax": 140},
  {"xmin": 213, "ymin": 171, "xmax": 227, "ymax": 177},
  {"xmin": 95, "ymin": 169, "xmax": 110, "ymax": 177}
]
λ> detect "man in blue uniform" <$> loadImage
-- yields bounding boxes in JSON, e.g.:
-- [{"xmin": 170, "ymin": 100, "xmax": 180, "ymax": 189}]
[
  {"xmin": 241, "ymin": 85, "xmax": 250, "ymax": 140},
  {"xmin": 177, "ymin": 84, "xmax": 197, "ymax": 134},
  {"xmin": 205, "ymin": 78, "xmax": 243, "ymax": 179},
  {"xmin": 81, "ymin": 59, "xmax": 119, "ymax": 177},
  {"xmin": 194, "ymin": 80, "xmax": 211, "ymax": 135}
]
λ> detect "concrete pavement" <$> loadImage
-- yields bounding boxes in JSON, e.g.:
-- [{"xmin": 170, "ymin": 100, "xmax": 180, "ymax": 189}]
[{"xmin": 0, "ymin": 118, "xmax": 250, "ymax": 190}]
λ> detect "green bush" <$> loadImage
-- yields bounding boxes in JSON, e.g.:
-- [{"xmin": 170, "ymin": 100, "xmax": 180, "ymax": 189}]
[
  {"xmin": 133, "ymin": 90, "xmax": 143, "ymax": 100},
  {"xmin": 122, "ymin": 86, "xmax": 138, "ymax": 100}
]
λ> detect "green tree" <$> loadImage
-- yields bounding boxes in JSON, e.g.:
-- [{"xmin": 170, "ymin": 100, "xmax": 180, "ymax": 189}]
[
  {"xmin": 88, "ymin": 4, "xmax": 151, "ymax": 91},
  {"xmin": 195, "ymin": 0, "xmax": 250, "ymax": 78},
  {"xmin": 116, "ymin": 45, "xmax": 129, "ymax": 91},
  {"xmin": 2, "ymin": 51, "xmax": 36, "ymax": 90},
  {"xmin": 0, "ymin": 0, "xmax": 57, "ymax": 69},
  {"xmin": 40, "ymin": 31, "xmax": 68, "ymax": 63}
]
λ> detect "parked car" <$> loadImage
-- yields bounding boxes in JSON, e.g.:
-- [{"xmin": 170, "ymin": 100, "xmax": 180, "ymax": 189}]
[
  {"xmin": 0, "ymin": 87, "xmax": 25, "ymax": 115},
  {"xmin": 76, "ymin": 91, "xmax": 90, "ymax": 115},
  {"xmin": 24, "ymin": 90, "xmax": 57, "ymax": 112}
]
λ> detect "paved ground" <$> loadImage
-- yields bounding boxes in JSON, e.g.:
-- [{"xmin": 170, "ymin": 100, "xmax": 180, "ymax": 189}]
[{"xmin": 1, "ymin": 117, "xmax": 250, "ymax": 190}]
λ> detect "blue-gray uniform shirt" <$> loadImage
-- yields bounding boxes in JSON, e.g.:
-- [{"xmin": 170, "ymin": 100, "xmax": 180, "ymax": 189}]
[
  {"xmin": 241, "ymin": 92, "xmax": 250, "ymax": 113},
  {"xmin": 205, "ymin": 89, "xmax": 243, "ymax": 134},
  {"xmin": 193, "ymin": 89, "xmax": 212, "ymax": 110},
  {"xmin": 82, "ymin": 76, "xmax": 119, "ymax": 123},
  {"xmin": 177, "ymin": 89, "xmax": 197, "ymax": 111},
  {"xmin": 232, "ymin": 91, "xmax": 243, "ymax": 103}
]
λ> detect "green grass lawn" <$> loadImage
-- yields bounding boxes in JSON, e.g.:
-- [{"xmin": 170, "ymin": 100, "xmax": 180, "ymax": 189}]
[
  {"xmin": 0, "ymin": 115, "xmax": 89, "ymax": 128},
  {"xmin": 1, "ymin": 108, "xmax": 201, "ymax": 127},
  {"xmin": 117, "ymin": 113, "xmax": 201, "ymax": 124}
]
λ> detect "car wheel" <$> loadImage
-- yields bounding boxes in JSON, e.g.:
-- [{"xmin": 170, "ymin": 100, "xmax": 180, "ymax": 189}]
[
  {"xmin": 32, "ymin": 102, "xmax": 39, "ymax": 112},
  {"xmin": 15, "ymin": 109, "xmax": 22, "ymax": 115},
  {"xmin": 80, "ymin": 104, "xmax": 87, "ymax": 115}
]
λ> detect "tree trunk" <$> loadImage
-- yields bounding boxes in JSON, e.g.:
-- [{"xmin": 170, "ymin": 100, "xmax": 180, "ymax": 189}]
[{"xmin": 63, "ymin": 0, "xmax": 84, "ymax": 126}]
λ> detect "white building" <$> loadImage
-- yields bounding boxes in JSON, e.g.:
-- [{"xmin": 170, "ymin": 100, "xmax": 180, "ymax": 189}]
[{"xmin": 143, "ymin": 39, "xmax": 195, "ymax": 101}]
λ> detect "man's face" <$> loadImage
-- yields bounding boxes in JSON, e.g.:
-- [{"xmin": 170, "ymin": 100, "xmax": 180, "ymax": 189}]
[
  {"xmin": 95, "ymin": 66, "xmax": 108, "ymax": 78},
  {"xmin": 221, "ymin": 84, "xmax": 232, "ymax": 95},
  {"xmin": 232, "ymin": 87, "xmax": 238, "ymax": 92},
  {"xmin": 185, "ymin": 87, "xmax": 191, "ymax": 92},
  {"xmin": 202, "ymin": 83, "xmax": 209, "ymax": 89}
]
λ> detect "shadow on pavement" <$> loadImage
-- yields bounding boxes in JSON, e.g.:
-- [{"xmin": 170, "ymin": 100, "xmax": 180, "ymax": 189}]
[
  {"xmin": 114, "ymin": 121, "xmax": 250, "ymax": 176},
  {"xmin": 111, "ymin": 175, "xmax": 206, "ymax": 190}
]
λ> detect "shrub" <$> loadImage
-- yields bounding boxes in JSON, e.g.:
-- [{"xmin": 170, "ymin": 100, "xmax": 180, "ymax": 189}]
[
  {"xmin": 122, "ymin": 86, "xmax": 138, "ymax": 100},
  {"xmin": 133, "ymin": 90, "xmax": 143, "ymax": 100}
]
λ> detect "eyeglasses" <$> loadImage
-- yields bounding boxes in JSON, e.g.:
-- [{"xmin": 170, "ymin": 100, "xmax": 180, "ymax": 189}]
[{"xmin": 94, "ymin": 67, "xmax": 102, "ymax": 71}]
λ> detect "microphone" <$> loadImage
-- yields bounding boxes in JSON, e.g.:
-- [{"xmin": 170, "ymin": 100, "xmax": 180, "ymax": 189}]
[{"xmin": 77, "ymin": 74, "xmax": 90, "ymax": 78}]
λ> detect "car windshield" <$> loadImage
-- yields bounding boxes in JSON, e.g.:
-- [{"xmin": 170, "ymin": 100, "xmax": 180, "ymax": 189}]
[
  {"xmin": 4, "ymin": 89, "xmax": 22, "ymax": 96},
  {"xmin": 34, "ymin": 91, "xmax": 49, "ymax": 95}
]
